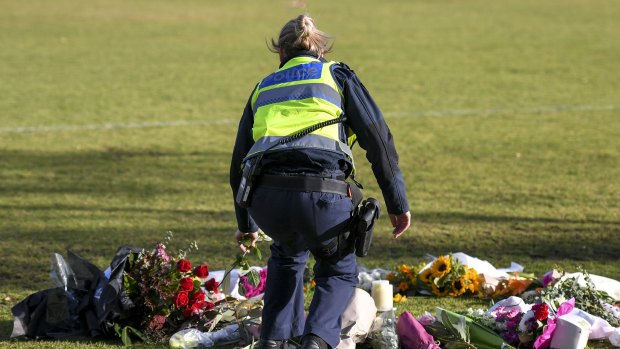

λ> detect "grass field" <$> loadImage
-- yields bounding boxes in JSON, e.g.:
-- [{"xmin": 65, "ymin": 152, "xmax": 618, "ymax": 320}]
[{"xmin": 1, "ymin": 0, "xmax": 619, "ymax": 348}]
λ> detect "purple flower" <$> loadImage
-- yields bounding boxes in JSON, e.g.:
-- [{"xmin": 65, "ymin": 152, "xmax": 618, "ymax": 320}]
[{"xmin": 501, "ymin": 331, "xmax": 520, "ymax": 345}]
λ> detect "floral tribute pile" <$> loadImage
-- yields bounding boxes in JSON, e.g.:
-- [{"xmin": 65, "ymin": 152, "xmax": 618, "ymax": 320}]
[{"xmin": 387, "ymin": 256, "xmax": 620, "ymax": 349}]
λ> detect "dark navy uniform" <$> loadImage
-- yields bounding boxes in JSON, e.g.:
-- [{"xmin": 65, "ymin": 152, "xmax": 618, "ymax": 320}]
[{"xmin": 230, "ymin": 51, "xmax": 409, "ymax": 348}]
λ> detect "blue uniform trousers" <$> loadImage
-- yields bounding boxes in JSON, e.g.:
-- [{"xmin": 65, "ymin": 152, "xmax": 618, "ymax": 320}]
[{"xmin": 248, "ymin": 186, "xmax": 358, "ymax": 348}]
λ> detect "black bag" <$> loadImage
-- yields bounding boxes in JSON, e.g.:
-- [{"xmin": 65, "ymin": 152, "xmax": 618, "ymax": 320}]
[{"xmin": 11, "ymin": 251, "xmax": 105, "ymax": 339}]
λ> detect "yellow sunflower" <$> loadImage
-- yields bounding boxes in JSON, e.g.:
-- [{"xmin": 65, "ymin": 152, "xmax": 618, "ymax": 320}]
[
  {"xmin": 431, "ymin": 282, "xmax": 450, "ymax": 297},
  {"xmin": 448, "ymin": 277, "xmax": 467, "ymax": 297},
  {"xmin": 466, "ymin": 268, "xmax": 481, "ymax": 292},
  {"xmin": 431, "ymin": 255, "xmax": 451, "ymax": 278},
  {"xmin": 420, "ymin": 268, "xmax": 433, "ymax": 285}
]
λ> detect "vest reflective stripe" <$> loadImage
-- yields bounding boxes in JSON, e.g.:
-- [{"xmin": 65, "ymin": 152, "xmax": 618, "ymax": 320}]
[
  {"xmin": 243, "ymin": 134, "xmax": 354, "ymax": 161},
  {"xmin": 251, "ymin": 57, "xmax": 343, "ymax": 142},
  {"xmin": 252, "ymin": 83, "xmax": 342, "ymax": 115}
]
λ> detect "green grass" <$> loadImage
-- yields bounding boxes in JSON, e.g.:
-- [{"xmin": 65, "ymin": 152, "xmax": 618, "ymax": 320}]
[{"xmin": 1, "ymin": 0, "xmax": 619, "ymax": 348}]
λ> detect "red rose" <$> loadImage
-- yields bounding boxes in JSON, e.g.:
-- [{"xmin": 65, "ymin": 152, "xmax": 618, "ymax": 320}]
[
  {"xmin": 177, "ymin": 259, "xmax": 192, "ymax": 273},
  {"xmin": 204, "ymin": 278, "xmax": 220, "ymax": 293},
  {"xmin": 532, "ymin": 303, "xmax": 549, "ymax": 321},
  {"xmin": 194, "ymin": 264, "xmax": 209, "ymax": 278},
  {"xmin": 180, "ymin": 277, "xmax": 194, "ymax": 291},
  {"xmin": 183, "ymin": 300, "xmax": 214, "ymax": 318},
  {"xmin": 175, "ymin": 291, "xmax": 189, "ymax": 308},
  {"xmin": 183, "ymin": 304, "xmax": 199, "ymax": 318},
  {"xmin": 190, "ymin": 291, "xmax": 205, "ymax": 303},
  {"xmin": 204, "ymin": 301, "xmax": 215, "ymax": 310}
]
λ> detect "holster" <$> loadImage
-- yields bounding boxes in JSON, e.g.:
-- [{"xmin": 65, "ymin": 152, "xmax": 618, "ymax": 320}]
[
  {"xmin": 351, "ymin": 198, "xmax": 380, "ymax": 257},
  {"xmin": 235, "ymin": 155, "xmax": 263, "ymax": 208}
]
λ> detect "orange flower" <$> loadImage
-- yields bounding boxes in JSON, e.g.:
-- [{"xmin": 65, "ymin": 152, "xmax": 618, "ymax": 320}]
[
  {"xmin": 386, "ymin": 273, "xmax": 395, "ymax": 281},
  {"xmin": 399, "ymin": 281, "xmax": 409, "ymax": 292}
]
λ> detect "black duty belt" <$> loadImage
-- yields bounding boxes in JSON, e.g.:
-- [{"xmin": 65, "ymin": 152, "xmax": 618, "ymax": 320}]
[{"xmin": 258, "ymin": 174, "xmax": 351, "ymax": 196}]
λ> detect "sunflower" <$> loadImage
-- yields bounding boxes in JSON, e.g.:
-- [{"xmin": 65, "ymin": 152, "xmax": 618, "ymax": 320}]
[
  {"xmin": 448, "ymin": 277, "xmax": 467, "ymax": 297},
  {"xmin": 419, "ymin": 268, "xmax": 434, "ymax": 285},
  {"xmin": 431, "ymin": 282, "xmax": 450, "ymax": 297},
  {"xmin": 466, "ymin": 268, "xmax": 481, "ymax": 293},
  {"xmin": 431, "ymin": 255, "xmax": 451, "ymax": 278}
]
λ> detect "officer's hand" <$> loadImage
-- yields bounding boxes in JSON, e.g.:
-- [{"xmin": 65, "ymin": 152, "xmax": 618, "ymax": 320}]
[
  {"xmin": 234, "ymin": 230, "xmax": 259, "ymax": 253},
  {"xmin": 389, "ymin": 211, "xmax": 411, "ymax": 239}
]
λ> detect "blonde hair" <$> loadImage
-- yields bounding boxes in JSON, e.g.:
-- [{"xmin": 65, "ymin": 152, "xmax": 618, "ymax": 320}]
[{"xmin": 270, "ymin": 14, "xmax": 333, "ymax": 57}]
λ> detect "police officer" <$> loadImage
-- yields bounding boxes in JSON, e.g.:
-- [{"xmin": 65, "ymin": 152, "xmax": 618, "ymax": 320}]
[{"xmin": 230, "ymin": 14, "xmax": 411, "ymax": 349}]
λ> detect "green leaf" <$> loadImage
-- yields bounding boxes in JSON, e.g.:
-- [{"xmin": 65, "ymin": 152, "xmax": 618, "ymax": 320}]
[
  {"xmin": 246, "ymin": 269, "xmax": 260, "ymax": 287},
  {"xmin": 221, "ymin": 309, "xmax": 237, "ymax": 322},
  {"xmin": 239, "ymin": 282, "xmax": 247, "ymax": 297},
  {"xmin": 253, "ymin": 246, "xmax": 263, "ymax": 260},
  {"xmin": 113, "ymin": 322, "xmax": 122, "ymax": 337},
  {"xmin": 121, "ymin": 326, "xmax": 132, "ymax": 346},
  {"xmin": 123, "ymin": 274, "xmax": 137, "ymax": 296},
  {"xmin": 125, "ymin": 326, "xmax": 148, "ymax": 342}
]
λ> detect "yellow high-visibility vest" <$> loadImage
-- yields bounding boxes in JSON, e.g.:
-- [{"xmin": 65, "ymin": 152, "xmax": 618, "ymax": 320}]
[{"xmin": 244, "ymin": 56, "xmax": 356, "ymax": 163}]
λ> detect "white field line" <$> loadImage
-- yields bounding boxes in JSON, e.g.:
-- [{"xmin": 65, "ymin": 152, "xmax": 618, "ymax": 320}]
[{"xmin": 1, "ymin": 104, "xmax": 618, "ymax": 134}]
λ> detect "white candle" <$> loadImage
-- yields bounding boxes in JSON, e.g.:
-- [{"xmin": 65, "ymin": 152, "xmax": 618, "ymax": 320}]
[{"xmin": 371, "ymin": 280, "xmax": 393, "ymax": 311}]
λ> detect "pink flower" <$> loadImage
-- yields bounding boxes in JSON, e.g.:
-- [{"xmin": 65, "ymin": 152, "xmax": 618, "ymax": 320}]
[
  {"xmin": 154, "ymin": 243, "xmax": 170, "ymax": 263},
  {"xmin": 147, "ymin": 314, "xmax": 167, "ymax": 331}
]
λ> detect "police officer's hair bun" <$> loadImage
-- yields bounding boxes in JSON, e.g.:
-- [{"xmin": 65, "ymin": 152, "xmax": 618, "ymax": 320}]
[{"xmin": 270, "ymin": 14, "xmax": 333, "ymax": 57}]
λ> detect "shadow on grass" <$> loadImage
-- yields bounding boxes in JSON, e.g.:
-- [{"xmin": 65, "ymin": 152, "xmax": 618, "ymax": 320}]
[
  {"xmin": 372, "ymin": 210, "xmax": 620, "ymax": 268},
  {"xmin": 0, "ymin": 148, "xmax": 231, "ymax": 197},
  {"xmin": 0, "ymin": 319, "xmax": 14, "ymax": 341},
  {"xmin": 0, "ymin": 203, "xmax": 233, "ymax": 219},
  {"xmin": 415, "ymin": 211, "xmax": 620, "ymax": 226}
]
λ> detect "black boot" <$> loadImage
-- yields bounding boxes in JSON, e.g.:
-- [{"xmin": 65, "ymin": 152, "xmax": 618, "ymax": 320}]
[
  {"xmin": 259, "ymin": 339, "xmax": 287, "ymax": 349},
  {"xmin": 299, "ymin": 334, "xmax": 329, "ymax": 349}
]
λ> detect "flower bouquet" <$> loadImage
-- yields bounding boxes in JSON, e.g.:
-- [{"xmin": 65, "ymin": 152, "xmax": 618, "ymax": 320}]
[
  {"xmin": 114, "ymin": 232, "xmax": 266, "ymax": 345},
  {"xmin": 387, "ymin": 263, "xmax": 425, "ymax": 296},
  {"xmin": 118, "ymin": 235, "xmax": 216, "ymax": 342},
  {"xmin": 418, "ymin": 254, "xmax": 482, "ymax": 297}
]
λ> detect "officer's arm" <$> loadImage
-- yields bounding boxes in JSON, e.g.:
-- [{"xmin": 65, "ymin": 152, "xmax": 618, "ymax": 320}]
[
  {"xmin": 230, "ymin": 95, "xmax": 259, "ymax": 234},
  {"xmin": 334, "ymin": 64, "xmax": 410, "ymax": 217}
]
